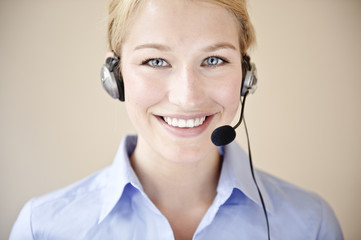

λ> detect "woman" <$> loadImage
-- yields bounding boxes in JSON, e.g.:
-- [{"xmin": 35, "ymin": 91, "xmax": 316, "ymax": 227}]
[{"xmin": 10, "ymin": 0, "xmax": 343, "ymax": 239}]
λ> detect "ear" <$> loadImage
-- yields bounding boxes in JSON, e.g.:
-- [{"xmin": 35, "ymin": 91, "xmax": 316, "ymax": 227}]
[{"xmin": 105, "ymin": 51, "xmax": 115, "ymax": 61}]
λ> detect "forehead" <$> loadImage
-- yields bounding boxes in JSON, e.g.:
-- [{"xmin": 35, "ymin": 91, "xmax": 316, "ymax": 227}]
[{"xmin": 121, "ymin": 0, "xmax": 240, "ymax": 52}]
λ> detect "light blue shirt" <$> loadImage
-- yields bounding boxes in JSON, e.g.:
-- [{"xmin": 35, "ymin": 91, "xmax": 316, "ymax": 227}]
[{"xmin": 10, "ymin": 135, "xmax": 343, "ymax": 239}]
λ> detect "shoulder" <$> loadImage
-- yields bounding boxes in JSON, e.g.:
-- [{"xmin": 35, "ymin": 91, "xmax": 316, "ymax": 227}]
[
  {"xmin": 256, "ymin": 170, "xmax": 343, "ymax": 239},
  {"xmin": 257, "ymin": 170, "xmax": 323, "ymax": 207},
  {"xmin": 10, "ymin": 167, "xmax": 111, "ymax": 239},
  {"xmin": 32, "ymin": 166, "xmax": 110, "ymax": 209}
]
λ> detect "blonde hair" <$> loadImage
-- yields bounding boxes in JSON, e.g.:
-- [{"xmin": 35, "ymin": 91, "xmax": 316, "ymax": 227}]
[{"xmin": 107, "ymin": 0, "xmax": 256, "ymax": 56}]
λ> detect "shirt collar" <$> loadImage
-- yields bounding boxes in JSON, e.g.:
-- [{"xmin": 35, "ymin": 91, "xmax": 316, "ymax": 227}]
[
  {"xmin": 98, "ymin": 135, "xmax": 274, "ymax": 223},
  {"xmin": 98, "ymin": 135, "xmax": 141, "ymax": 223},
  {"xmin": 218, "ymin": 141, "xmax": 274, "ymax": 213}
]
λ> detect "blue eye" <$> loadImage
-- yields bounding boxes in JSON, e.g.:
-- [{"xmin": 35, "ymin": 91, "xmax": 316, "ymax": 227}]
[
  {"xmin": 202, "ymin": 56, "xmax": 227, "ymax": 66},
  {"xmin": 142, "ymin": 58, "xmax": 170, "ymax": 68}
]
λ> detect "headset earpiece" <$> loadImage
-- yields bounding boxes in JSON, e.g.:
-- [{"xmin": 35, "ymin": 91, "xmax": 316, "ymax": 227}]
[
  {"xmin": 241, "ymin": 55, "xmax": 258, "ymax": 97},
  {"xmin": 100, "ymin": 53, "xmax": 125, "ymax": 101},
  {"xmin": 101, "ymin": 53, "xmax": 256, "ymax": 101}
]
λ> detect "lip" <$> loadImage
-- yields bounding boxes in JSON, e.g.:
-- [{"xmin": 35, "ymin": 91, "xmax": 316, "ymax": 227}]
[{"xmin": 155, "ymin": 114, "xmax": 215, "ymax": 138}]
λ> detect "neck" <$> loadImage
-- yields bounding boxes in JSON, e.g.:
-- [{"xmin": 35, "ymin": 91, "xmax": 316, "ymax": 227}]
[{"xmin": 130, "ymin": 136, "xmax": 221, "ymax": 210}]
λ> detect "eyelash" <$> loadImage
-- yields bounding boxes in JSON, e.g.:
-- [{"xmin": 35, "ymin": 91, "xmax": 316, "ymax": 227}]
[
  {"xmin": 140, "ymin": 56, "xmax": 230, "ymax": 68},
  {"xmin": 141, "ymin": 58, "xmax": 170, "ymax": 68},
  {"xmin": 202, "ymin": 56, "xmax": 229, "ymax": 67}
]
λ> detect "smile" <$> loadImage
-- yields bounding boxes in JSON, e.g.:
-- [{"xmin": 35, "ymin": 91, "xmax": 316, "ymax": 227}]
[{"xmin": 162, "ymin": 116, "xmax": 207, "ymax": 128}]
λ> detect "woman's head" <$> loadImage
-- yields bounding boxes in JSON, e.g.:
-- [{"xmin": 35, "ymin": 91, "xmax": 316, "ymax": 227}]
[
  {"xmin": 108, "ymin": 0, "xmax": 256, "ymax": 57},
  {"xmin": 110, "ymin": 0, "xmax": 251, "ymax": 163}
]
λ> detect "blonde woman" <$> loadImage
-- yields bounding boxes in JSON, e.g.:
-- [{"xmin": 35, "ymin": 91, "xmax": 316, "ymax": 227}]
[{"xmin": 11, "ymin": 0, "xmax": 343, "ymax": 239}]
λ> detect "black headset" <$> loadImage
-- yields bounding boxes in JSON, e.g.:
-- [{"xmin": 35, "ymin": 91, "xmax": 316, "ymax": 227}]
[
  {"xmin": 100, "ymin": 52, "xmax": 258, "ymax": 102},
  {"xmin": 100, "ymin": 54, "xmax": 124, "ymax": 101},
  {"xmin": 100, "ymin": 53, "xmax": 270, "ymax": 239}
]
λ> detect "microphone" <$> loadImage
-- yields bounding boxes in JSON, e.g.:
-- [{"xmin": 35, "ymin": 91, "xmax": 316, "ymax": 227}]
[{"xmin": 211, "ymin": 92, "xmax": 248, "ymax": 146}]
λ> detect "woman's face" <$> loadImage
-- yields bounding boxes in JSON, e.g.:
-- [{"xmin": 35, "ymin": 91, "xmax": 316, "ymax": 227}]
[{"xmin": 121, "ymin": 0, "xmax": 243, "ymax": 163}]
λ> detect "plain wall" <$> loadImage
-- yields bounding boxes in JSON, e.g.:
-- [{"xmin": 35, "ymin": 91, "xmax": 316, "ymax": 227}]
[{"xmin": 1, "ymin": 0, "xmax": 360, "ymax": 239}]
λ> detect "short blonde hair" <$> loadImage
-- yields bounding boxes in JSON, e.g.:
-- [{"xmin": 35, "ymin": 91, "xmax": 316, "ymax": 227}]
[{"xmin": 107, "ymin": 0, "xmax": 256, "ymax": 56}]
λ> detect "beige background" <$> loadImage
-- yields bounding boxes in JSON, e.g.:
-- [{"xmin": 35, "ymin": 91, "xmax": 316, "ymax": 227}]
[{"xmin": 1, "ymin": 0, "xmax": 360, "ymax": 239}]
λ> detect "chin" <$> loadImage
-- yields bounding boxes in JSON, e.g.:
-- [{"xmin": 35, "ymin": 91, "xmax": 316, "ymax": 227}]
[{"xmin": 159, "ymin": 139, "xmax": 218, "ymax": 164}]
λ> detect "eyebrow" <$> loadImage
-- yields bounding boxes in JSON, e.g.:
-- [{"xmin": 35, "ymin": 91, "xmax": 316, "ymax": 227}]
[
  {"xmin": 134, "ymin": 44, "xmax": 171, "ymax": 51},
  {"xmin": 202, "ymin": 42, "xmax": 238, "ymax": 52},
  {"xmin": 133, "ymin": 42, "xmax": 237, "ymax": 52}
]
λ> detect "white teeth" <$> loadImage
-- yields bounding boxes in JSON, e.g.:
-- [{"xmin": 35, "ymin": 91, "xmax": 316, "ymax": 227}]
[
  {"xmin": 172, "ymin": 118, "xmax": 177, "ymax": 126},
  {"xmin": 178, "ymin": 119, "xmax": 186, "ymax": 128},
  {"xmin": 163, "ymin": 116, "xmax": 206, "ymax": 128},
  {"xmin": 186, "ymin": 119, "xmax": 194, "ymax": 128}
]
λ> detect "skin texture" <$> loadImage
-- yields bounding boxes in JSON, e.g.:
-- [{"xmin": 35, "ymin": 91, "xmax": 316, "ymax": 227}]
[{"xmin": 119, "ymin": 0, "xmax": 244, "ymax": 239}]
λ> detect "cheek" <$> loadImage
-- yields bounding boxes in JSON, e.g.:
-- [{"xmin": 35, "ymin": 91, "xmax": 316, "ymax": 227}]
[
  {"xmin": 122, "ymin": 69, "xmax": 164, "ymax": 108},
  {"xmin": 213, "ymin": 74, "xmax": 242, "ymax": 114},
  {"xmin": 122, "ymin": 72, "xmax": 160, "ymax": 135}
]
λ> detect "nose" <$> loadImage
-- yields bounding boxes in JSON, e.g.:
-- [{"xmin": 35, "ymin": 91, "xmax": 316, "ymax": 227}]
[{"xmin": 168, "ymin": 66, "xmax": 206, "ymax": 108}]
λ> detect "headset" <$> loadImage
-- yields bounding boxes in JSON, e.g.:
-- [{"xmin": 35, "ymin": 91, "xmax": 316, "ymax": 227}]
[
  {"xmin": 100, "ymin": 53, "xmax": 270, "ymax": 239},
  {"xmin": 100, "ymin": 52, "xmax": 257, "ymax": 102},
  {"xmin": 100, "ymin": 54, "xmax": 124, "ymax": 101}
]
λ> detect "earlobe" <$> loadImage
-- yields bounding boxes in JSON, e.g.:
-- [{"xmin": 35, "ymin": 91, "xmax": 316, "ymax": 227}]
[{"xmin": 105, "ymin": 51, "xmax": 115, "ymax": 61}]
